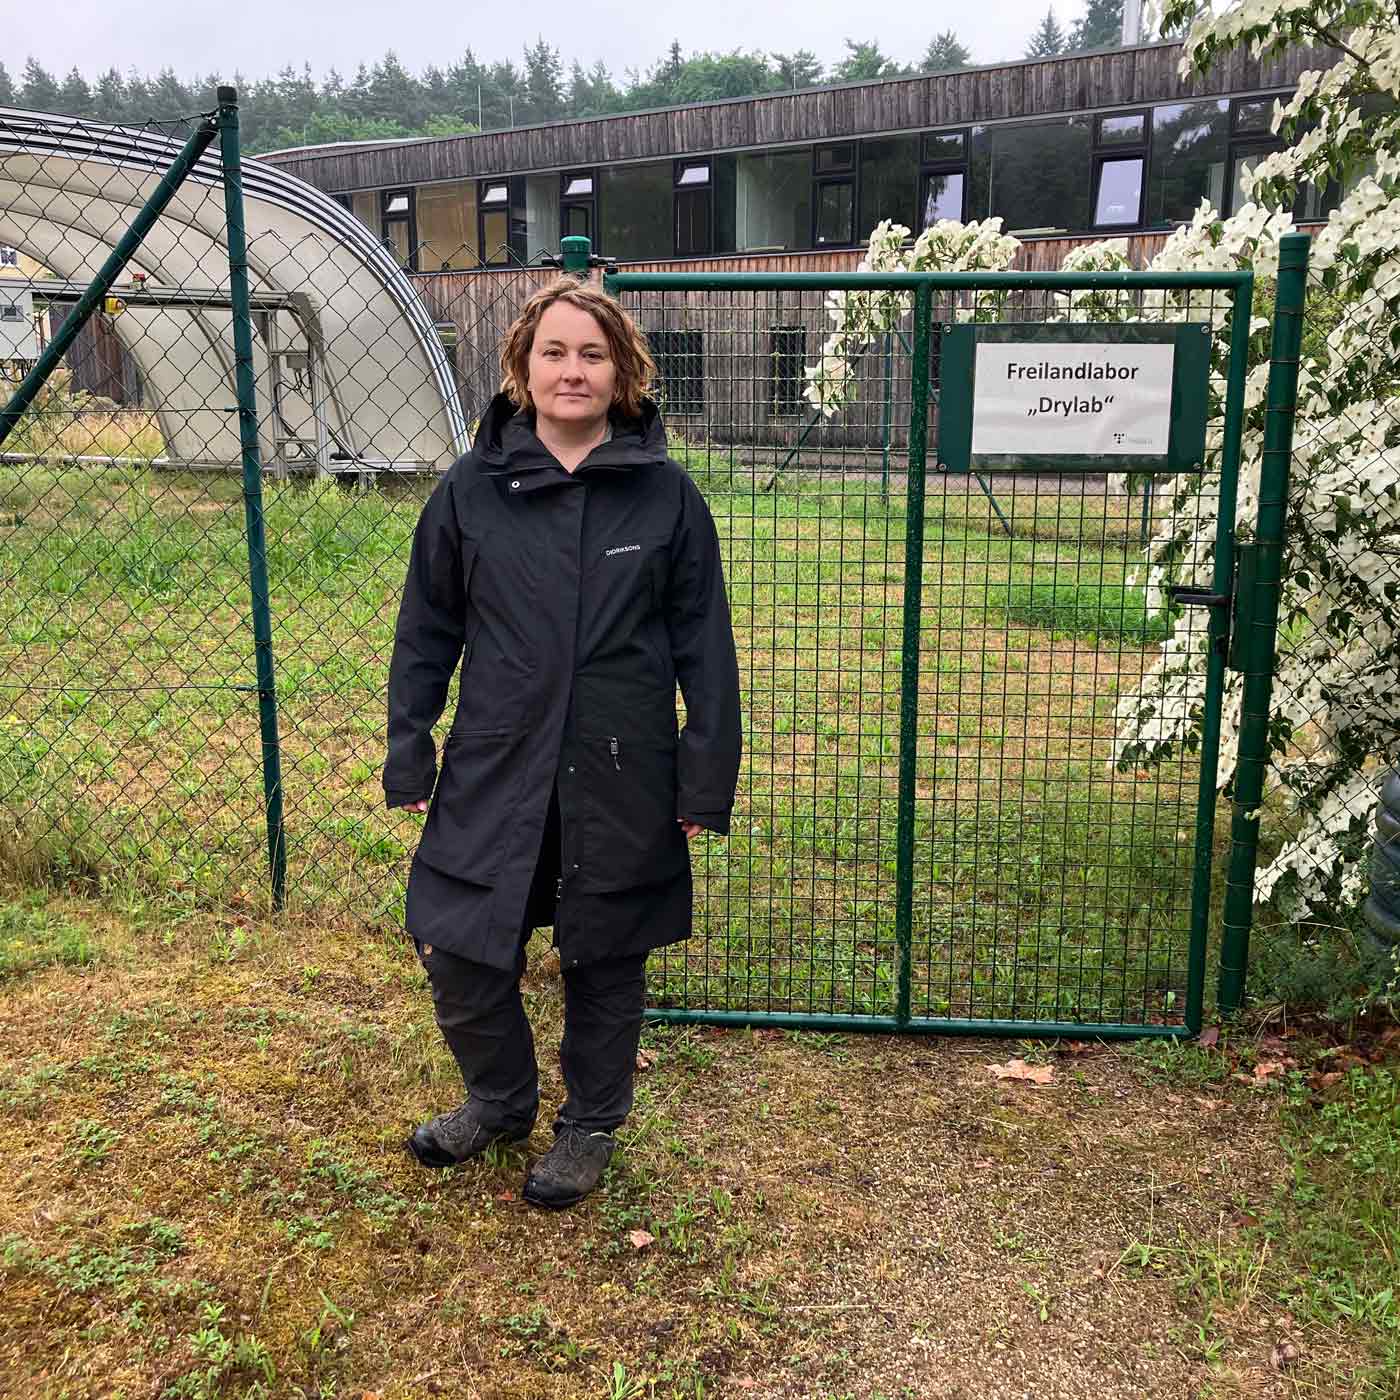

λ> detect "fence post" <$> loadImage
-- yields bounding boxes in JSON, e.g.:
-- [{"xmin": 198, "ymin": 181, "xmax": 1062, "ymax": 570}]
[
  {"xmin": 561, "ymin": 235, "xmax": 591, "ymax": 275},
  {"xmin": 893, "ymin": 285, "xmax": 933, "ymax": 1027},
  {"xmin": 1217, "ymin": 232, "xmax": 1310, "ymax": 1014},
  {"xmin": 0, "ymin": 115, "xmax": 219, "ymax": 449},
  {"xmin": 217, "ymin": 85, "xmax": 287, "ymax": 912}
]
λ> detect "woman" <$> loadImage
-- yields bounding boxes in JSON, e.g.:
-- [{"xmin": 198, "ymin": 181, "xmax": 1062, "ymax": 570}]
[{"xmin": 383, "ymin": 278, "xmax": 742, "ymax": 1209}]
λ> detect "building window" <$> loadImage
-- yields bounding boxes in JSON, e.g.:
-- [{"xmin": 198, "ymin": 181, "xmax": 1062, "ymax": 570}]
[
  {"xmin": 1146, "ymin": 100, "xmax": 1228, "ymax": 226},
  {"xmin": 768, "ymin": 326, "xmax": 807, "ymax": 415},
  {"xmin": 968, "ymin": 117, "xmax": 1092, "ymax": 233},
  {"xmin": 525, "ymin": 174, "xmax": 560, "ymax": 261},
  {"xmin": 416, "ymin": 181, "xmax": 479, "ymax": 270},
  {"xmin": 561, "ymin": 170, "xmax": 595, "ymax": 242},
  {"xmin": 648, "ymin": 329, "xmax": 704, "ymax": 414},
  {"xmin": 381, "ymin": 188, "xmax": 416, "ymax": 270},
  {"xmin": 735, "ymin": 150, "xmax": 809, "ymax": 251},
  {"xmin": 479, "ymin": 178, "xmax": 527, "ymax": 264},
  {"xmin": 598, "ymin": 162, "xmax": 673, "ymax": 261},
  {"xmin": 1232, "ymin": 98, "xmax": 1275, "ymax": 137},
  {"xmin": 920, "ymin": 128, "xmax": 969, "ymax": 227},
  {"xmin": 1092, "ymin": 111, "xmax": 1147, "ymax": 227},
  {"xmin": 1222, "ymin": 93, "xmax": 1335, "ymax": 220},
  {"xmin": 859, "ymin": 136, "xmax": 919, "ymax": 238},
  {"xmin": 815, "ymin": 143, "xmax": 855, "ymax": 174},
  {"xmin": 813, "ymin": 145, "xmax": 856, "ymax": 246},
  {"xmin": 675, "ymin": 160, "xmax": 712, "ymax": 256}
]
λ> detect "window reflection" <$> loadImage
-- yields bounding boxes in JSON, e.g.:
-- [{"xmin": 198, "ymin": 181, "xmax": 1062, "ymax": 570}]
[
  {"xmin": 969, "ymin": 118, "xmax": 1092, "ymax": 232},
  {"xmin": 922, "ymin": 171, "xmax": 965, "ymax": 225},
  {"xmin": 1147, "ymin": 100, "xmax": 1228, "ymax": 225},
  {"xmin": 860, "ymin": 136, "xmax": 919, "ymax": 235},
  {"xmin": 1094, "ymin": 158, "xmax": 1143, "ymax": 225},
  {"xmin": 735, "ymin": 151, "xmax": 809, "ymax": 251},
  {"xmin": 815, "ymin": 182, "xmax": 854, "ymax": 244},
  {"xmin": 598, "ymin": 162, "xmax": 672, "ymax": 260}
]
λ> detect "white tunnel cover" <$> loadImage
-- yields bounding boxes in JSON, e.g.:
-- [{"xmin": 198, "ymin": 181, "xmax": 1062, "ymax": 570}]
[{"xmin": 0, "ymin": 107, "xmax": 468, "ymax": 471}]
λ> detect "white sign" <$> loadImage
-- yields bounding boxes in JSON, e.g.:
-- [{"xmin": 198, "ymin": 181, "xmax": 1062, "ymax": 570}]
[{"xmin": 970, "ymin": 341, "xmax": 1175, "ymax": 457}]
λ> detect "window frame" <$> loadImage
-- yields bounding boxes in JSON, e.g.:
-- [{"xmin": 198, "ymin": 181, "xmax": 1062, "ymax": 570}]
[
  {"xmin": 560, "ymin": 169, "xmax": 596, "ymax": 243},
  {"xmin": 478, "ymin": 177, "xmax": 527, "ymax": 265},
  {"xmin": 811, "ymin": 144, "xmax": 857, "ymax": 248},
  {"xmin": 811, "ymin": 175, "xmax": 856, "ymax": 247},
  {"xmin": 918, "ymin": 127, "xmax": 970, "ymax": 228},
  {"xmin": 647, "ymin": 328, "xmax": 705, "ymax": 416},
  {"xmin": 1090, "ymin": 110, "xmax": 1148, "ymax": 230},
  {"xmin": 380, "ymin": 187, "xmax": 417, "ymax": 271},
  {"xmin": 767, "ymin": 324, "xmax": 808, "ymax": 418},
  {"xmin": 673, "ymin": 159, "xmax": 714, "ymax": 256}
]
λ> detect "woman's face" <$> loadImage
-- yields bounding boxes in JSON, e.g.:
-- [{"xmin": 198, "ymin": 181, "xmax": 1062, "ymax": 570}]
[{"xmin": 527, "ymin": 301, "xmax": 617, "ymax": 434}]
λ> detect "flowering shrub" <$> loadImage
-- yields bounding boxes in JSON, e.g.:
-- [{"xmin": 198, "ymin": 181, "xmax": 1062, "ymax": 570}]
[{"xmin": 805, "ymin": 0, "xmax": 1400, "ymax": 927}]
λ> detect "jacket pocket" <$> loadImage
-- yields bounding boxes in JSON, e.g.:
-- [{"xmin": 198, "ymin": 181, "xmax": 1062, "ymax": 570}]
[
  {"xmin": 415, "ymin": 729, "xmax": 519, "ymax": 883},
  {"xmin": 576, "ymin": 734, "xmax": 689, "ymax": 893}
]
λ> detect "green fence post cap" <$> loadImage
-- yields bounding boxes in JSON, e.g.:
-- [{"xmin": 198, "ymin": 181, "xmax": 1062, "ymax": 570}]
[{"xmin": 560, "ymin": 236, "xmax": 591, "ymax": 274}]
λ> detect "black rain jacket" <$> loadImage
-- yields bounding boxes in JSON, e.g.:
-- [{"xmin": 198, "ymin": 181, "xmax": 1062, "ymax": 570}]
[{"xmin": 384, "ymin": 393, "xmax": 742, "ymax": 971}]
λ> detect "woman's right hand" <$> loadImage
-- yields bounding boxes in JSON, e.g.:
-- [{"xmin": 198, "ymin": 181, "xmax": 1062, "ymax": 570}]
[{"xmin": 400, "ymin": 799, "xmax": 430, "ymax": 813}]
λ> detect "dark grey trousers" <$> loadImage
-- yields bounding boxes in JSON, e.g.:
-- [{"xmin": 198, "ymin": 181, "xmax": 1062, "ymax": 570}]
[{"xmin": 415, "ymin": 936, "xmax": 647, "ymax": 1135}]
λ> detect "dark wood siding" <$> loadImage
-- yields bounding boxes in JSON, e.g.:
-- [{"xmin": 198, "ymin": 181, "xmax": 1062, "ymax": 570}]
[{"xmin": 257, "ymin": 41, "xmax": 1336, "ymax": 192}]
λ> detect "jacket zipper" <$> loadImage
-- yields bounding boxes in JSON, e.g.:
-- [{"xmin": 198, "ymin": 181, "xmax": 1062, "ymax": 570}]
[{"xmin": 609, "ymin": 737, "xmax": 621, "ymax": 771}]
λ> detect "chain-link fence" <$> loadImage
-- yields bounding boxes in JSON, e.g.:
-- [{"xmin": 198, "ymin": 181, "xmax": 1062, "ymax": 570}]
[{"xmin": 5, "ymin": 100, "xmax": 1371, "ymax": 1032}]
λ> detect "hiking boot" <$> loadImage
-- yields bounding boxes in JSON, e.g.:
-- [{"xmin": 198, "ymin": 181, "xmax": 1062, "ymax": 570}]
[
  {"xmin": 406, "ymin": 1102, "xmax": 534, "ymax": 1169},
  {"xmin": 522, "ymin": 1123, "xmax": 616, "ymax": 1209}
]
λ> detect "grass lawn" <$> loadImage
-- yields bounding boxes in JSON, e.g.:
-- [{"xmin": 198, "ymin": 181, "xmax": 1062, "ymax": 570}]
[
  {"xmin": 0, "ymin": 890, "xmax": 1395, "ymax": 1399},
  {"xmin": 0, "ymin": 453, "xmax": 1213, "ymax": 1029}
]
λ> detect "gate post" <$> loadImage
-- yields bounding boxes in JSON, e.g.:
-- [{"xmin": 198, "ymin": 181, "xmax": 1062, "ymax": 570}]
[
  {"xmin": 217, "ymin": 85, "xmax": 288, "ymax": 912},
  {"xmin": 1217, "ymin": 232, "xmax": 1310, "ymax": 1014},
  {"xmin": 893, "ymin": 285, "xmax": 933, "ymax": 1026}
]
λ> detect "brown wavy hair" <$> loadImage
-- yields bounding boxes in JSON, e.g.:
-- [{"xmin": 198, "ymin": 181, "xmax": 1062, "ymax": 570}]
[{"xmin": 500, "ymin": 277, "xmax": 656, "ymax": 418}]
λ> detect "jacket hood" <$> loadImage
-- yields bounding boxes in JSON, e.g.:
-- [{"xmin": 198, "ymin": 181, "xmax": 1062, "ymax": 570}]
[{"xmin": 472, "ymin": 392, "xmax": 670, "ymax": 474}]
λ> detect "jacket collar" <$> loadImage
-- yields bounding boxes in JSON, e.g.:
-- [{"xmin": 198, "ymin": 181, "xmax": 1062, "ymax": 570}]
[{"xmin": 472, "ymin": 392, "xmax": 669, "ymax": 481}]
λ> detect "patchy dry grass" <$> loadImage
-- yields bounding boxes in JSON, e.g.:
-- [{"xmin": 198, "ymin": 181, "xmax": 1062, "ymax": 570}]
[{"xmin": 0, "ymin": 890, "xmax": 1389, "ymax": 1399}]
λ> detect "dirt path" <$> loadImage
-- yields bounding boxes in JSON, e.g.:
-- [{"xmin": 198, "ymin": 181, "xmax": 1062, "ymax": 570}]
[{"xmin": 0, "ymin": 894, "xmax": 1369, "ymax": 1399}]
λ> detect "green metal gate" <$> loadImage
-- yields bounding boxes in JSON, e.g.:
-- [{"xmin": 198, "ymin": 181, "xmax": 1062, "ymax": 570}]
[{"xmin": 605, "ymin": 260, "xmax": 1282, "ymax": 1039}]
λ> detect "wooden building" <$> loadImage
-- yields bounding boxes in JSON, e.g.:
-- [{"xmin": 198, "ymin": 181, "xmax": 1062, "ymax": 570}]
[{"xmin": 249, "ymin": 39, "xmax": 1338, "ymax": 452}]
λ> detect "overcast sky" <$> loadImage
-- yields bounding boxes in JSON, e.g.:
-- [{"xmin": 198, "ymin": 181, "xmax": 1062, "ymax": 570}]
[{"xmin": 9, "ymin": 0, "xmax": 1122, "ymax": 87}]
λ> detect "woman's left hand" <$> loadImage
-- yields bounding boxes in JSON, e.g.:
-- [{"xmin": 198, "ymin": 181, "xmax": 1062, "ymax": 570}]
[{"xmin": 678, "ymin": 820, "xmax": 703, "ymax": 841}]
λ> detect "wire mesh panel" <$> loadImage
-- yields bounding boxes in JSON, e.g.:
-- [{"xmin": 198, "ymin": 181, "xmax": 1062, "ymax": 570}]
[
  {"xmin": 910, "ymin": 288, "xmax": 1232, "ymax": 1029},
  {"xmin": 611, "ymin": 285, "xmax": 918, "ymax": 1019},
  {"xmin": 611, "ymin": 273, "xmax": 1247, "ymax": 1033},
  {"xmin": 0, "ymin": 108, "xmax": 278, "ymax": 907}
]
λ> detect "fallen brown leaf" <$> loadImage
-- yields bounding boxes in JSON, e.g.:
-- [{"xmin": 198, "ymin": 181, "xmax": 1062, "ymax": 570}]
[
  {"xmin": 635, "ymin": 1049, "xmax": 656, "ymax": 1072},
  {"xmin": 1198, "ymin": 1026, "xmax": 1220, "ymax": 1049},
  {"xmin": 628, "ymin": 1229, "xmax": 655, "ymax": 1250},
  {"xmin": 988, "ymin": 1058, "xmax": 1054, "ymax": 1086},
  {"xmin": 1253, "ymin": 1061, "xmax": 1285, "ymax": 1082},
  {"xmin": 1270, "ymin": 1339, "xmax": 1301, "ymax": 1371}
]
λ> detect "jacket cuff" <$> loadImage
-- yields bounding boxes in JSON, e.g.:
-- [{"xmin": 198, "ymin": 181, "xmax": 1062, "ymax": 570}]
[
  {"xmin": 384, "ymin": 787, "xmax": 432, "ymax": 809},
  {"xmin": 680, "ymin": 808, "xmax": 731, "ymax": 836}
]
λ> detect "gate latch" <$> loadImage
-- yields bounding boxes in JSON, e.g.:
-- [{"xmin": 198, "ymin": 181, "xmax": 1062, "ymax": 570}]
[{"xmin": 1167, "ymin": 585, "xmax": 1232, "ymax": 658}]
